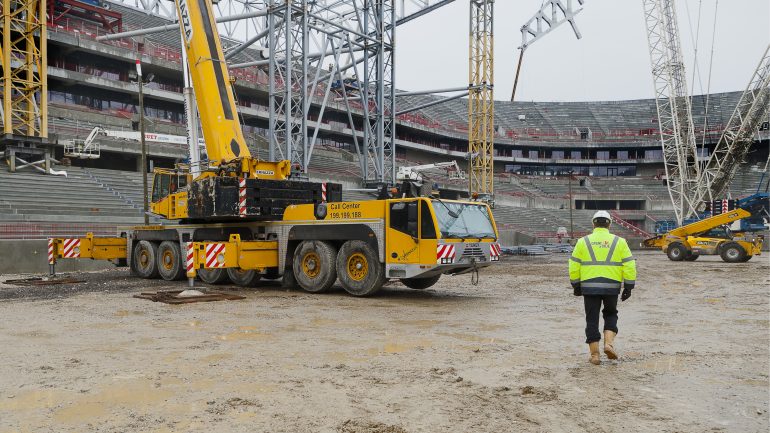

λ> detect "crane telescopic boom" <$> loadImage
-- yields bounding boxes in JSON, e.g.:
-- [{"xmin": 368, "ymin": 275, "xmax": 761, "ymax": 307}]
[{"xmin": 172, "ymin": 0, "xmax": 290, "ymax": 180}]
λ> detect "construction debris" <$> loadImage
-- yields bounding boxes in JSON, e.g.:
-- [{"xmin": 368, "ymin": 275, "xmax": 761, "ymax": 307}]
[
  {"xmin": 3, "ymin": 276, "xmax": 84, "ymax": 286},
  {"xmin": 500, "ymin": 244, "xmax": 574, "ymax": 256},
  {"xmin": 134, "ymin": 290, "xmax": 245, "ymax": 304}
]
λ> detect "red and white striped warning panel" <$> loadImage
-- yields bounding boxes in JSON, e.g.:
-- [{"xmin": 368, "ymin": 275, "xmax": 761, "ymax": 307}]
[
  {"xmin": 205, "ymin": 243, "xmax": 226, "ymax": 268},
  {"xmin": 186, "ymin": 242, "xmax": 195, "ymax": 275},
  {"xmin": 61, "ymin": 238, "xmax": 81, "ymax": 259},
  {"xmin": 47, "ymin": 238, "xmax": 55, "ymax": 264},
  {"xmin": 436, "ymin": 244, "xmax": 456, "ymax": 264},
  {"xmin": 321, "ymin": 182, "xmax": 327, "ymax": 202},
  {"xmin": 490, "ymin": 243, "xmax": 501, "ymax": 261},
  {"xmin": 238, "ymin": 177, "xmax": 247, "ymax": 217}
]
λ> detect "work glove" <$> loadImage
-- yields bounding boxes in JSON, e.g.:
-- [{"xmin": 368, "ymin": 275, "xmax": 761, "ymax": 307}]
[
  {"xmin": 571, "ymin": 281, "xmax": 582, "ymax": 297},
  {"xmin": 621, "ymin": 288, "xmax": 632, "ymax": 302}
]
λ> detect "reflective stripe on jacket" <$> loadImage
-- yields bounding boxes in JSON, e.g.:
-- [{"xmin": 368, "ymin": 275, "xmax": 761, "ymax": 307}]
[{"xmin": 568, "ymin": 227, "xmax": 637, "ymax": 295}]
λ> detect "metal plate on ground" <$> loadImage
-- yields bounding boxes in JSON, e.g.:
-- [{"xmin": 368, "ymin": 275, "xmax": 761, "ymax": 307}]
[{"xmin": 134, "ymin": 290, "xmax": 246, "ymax": 304}]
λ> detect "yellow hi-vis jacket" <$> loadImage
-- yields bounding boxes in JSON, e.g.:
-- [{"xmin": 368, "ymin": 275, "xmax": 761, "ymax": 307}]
[{"xmin": 569, "ymin": 227, "xmax": 637, "ymax": 295}]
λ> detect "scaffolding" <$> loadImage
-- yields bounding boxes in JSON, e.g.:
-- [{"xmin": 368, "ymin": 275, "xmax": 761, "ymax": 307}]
[
  {"xmin": 101, "ymin": 0, "xmax": 455, "ymax": 185},
  {"xmin": 265, "ymin": 0, "xmax": 396, "ymax": 184}
]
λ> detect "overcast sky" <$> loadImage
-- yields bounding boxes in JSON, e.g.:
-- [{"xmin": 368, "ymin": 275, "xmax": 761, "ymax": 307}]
[{"xmin": 395, "ymin": 0, "xmax": 770, "ymax": 102}]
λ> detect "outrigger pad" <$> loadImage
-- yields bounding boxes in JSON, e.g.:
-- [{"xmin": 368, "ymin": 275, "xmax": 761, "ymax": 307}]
[{"xmin": 187, "ymin": 176, "xmax": 342, "ymax": 221}]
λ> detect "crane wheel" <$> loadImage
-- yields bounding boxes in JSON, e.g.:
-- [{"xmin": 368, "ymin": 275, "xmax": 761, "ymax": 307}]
[
  {"xmin": 226, "ymin": 268, "xmax": 262, "ymax": 287},
  {"xmin": 132, "ymin": 240, "xmax": 160, "ymax": 279},
  {"xmin": 741, "ymin": 255, "xmax": 753, "ymax": 262},
  {"xmin": 293, "ymin": 241, "xmax": 338, "ymax": 293},
  {"xmin": 684, "ymin": 253, "xmax": 699, "ymax": 261},
  {"xmin": 157, "ymin": 241, "xmax": 186, "ymax": 281},
  {"xmin": 720, "ymin": 242, "xmax": 747, "ymax": 263},
  {"xmin": 336, "ymin": 240, "xmax": 385, "ymax": 297},
  {"xmin": 401, "ymin": 275, "xmax": 441, "ymax": 290},
  {"xmin": 666, "ymin": 243, "xmax": 688, "ymax": 261},
  {"xmin": 198, "ymin": 268, "xmax": 230, "ymax": 284}
]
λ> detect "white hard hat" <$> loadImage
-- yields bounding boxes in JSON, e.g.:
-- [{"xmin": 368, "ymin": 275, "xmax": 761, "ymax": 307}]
[{"xmin": 592, "ymin": 210, "xmax": 612, "ymax": 222}]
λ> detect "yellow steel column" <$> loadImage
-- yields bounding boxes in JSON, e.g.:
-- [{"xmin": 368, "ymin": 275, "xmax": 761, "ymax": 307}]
[{"xmin": 468, "ymin": 0, "xmax": 494, "ymax": 201}]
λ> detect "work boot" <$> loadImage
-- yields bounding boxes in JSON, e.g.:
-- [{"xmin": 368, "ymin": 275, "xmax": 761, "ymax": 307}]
[
  {"xmin": 604, "ymin": 330, "xmax": 618, "ymax": 360},
  {"xmin": 588, "ymin": 342, "xmax": 601, "ymax": 365}
]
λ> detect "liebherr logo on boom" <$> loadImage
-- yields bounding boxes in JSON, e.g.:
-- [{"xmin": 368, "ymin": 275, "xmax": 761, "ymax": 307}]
[{"xmin": 178, "ymin": 0, "xmax": 193, "ymax": 42}]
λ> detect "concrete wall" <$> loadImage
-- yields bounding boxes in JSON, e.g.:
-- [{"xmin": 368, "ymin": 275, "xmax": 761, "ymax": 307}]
[
  {"xmin": 0, "ymin": 240, "xmax": 114, "ymax": 275},
  {"xmin": 497, "ymin": 230, "xmax": 536, "ymax": 246}
]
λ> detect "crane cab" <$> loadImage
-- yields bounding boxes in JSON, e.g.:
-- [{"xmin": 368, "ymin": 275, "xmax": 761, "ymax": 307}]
[{"xmin": 150, "ymin": 168, "xmax": 190, "ymax": 219}]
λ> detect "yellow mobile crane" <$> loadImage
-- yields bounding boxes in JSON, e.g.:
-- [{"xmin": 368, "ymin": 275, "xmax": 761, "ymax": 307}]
[{"xmin": 47, "ymin": 0, "xmax": 502, "ymax": 296}]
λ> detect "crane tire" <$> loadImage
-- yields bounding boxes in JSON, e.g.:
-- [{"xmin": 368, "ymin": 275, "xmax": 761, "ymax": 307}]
[
  {"xmin": 227, "ymin": 268, "xmax": 262, "ymax": 287},
  {"xmin": 741, "ymin": 255, "xmax": 752, "ymax": 262},
  {"xmin": 293, "ymin": 240, "xmax": 338, "ymax": 293},
  {"xmin": 336, "ymin": 240, "xmax": 385, "ymax": 297},
  {"xmin": 666, "ymin": 242, "xmax": 687, "ymax": 261},
  {"xmin": 719, "ymin": 242, "xmax": 746, "ymax": 263},
  {"xmin": 401, "ymin": 275, "xmax": 441, "ymax": 290},
  {"xmin": 684, "ymin": 253, "xmax": 699, "ymax": 261},
  {"xmin": 198, "ymin": 268, "xmax": 229, "ymax": 284},
  {"xmin": 132, "ymin": 240, "xmax": 160, "ymax": 279},
  {"xmin": 157, "ymin": 241, "xmax": 186, "ymax": 281}
]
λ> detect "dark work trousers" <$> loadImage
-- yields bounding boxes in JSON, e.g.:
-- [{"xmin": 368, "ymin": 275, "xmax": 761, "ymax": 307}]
[{"xmin": 583, "ymin": 295, "xmax": 619, "ymax": 343}]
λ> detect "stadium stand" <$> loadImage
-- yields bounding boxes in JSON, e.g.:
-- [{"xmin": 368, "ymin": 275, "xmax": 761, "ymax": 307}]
[
  {"xmin": 2, "ymin": 1, "xmax": 766, "ymax": 244},
  {"xmin": 0, "ymin": 164, "xmax": 145, "ymax": 224}
]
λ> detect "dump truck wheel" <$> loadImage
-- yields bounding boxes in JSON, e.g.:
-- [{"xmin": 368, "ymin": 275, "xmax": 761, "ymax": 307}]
[
  {"xmin": 157, "ymin": 241, "xmax": 186, "ymax": 281},
  {"xmin": 198, "ymin": 268, "xmax": 229, "ymax": 284},
  {"xmin": 336, "ymin": 240, "xmax": 385, "ymax": 297},
  {"xmin": 401, "ymin": 275, "xmax": 441, "ymax": 290},
  {"xmin": 666, "ymin": 243, "xmax": 687, "ymax": 261},
  {"xmin": 132, "ymin": 240, "xmax": 160, "ymax": 279},
  {"xmin": 227, "ymin": 268, "xmax": 262, "ymax": 287},
  {"xmin": 741, "ymin": 255, "xmax": 752, "ymax": 262},
  {"xmin": 720, "ymin": 242, "xmax": 746, "ymax": 263},
  {"xmin": 684, "ymin": 253, "xmax": 699, "ymax": 261},
  {"xmin": 293, "ymin": 241, "xmax": 337, "ymax": 293}
]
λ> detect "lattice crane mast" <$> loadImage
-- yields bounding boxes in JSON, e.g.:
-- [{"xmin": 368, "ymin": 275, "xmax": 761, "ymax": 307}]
[
  {"xmin": 643, "ymin": 0, "xmax": 702, "ymax": 224},
  {"xmin": 692, "ymin": 44, "xmax": 770, "ymax": 205},
  {"xmin": 468, "ymin": 0, "xmax": 494, "ymax": 206}
]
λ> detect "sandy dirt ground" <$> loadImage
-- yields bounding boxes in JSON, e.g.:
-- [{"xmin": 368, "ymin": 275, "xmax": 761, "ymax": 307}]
[{"xmin": 0, "ymin": 251, "xmax": 768, "ymax": 433}]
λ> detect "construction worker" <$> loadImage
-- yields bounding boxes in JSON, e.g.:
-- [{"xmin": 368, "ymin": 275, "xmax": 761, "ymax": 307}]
[{"xmin": 569, "ymin": 210, "xmax": 637, "ymax": 365}]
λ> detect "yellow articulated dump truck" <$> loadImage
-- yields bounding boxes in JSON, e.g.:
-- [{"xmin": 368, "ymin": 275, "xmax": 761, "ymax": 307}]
[{"xmin": 49, "ymin": 197, "xmax": 500, "ymax": 296}]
